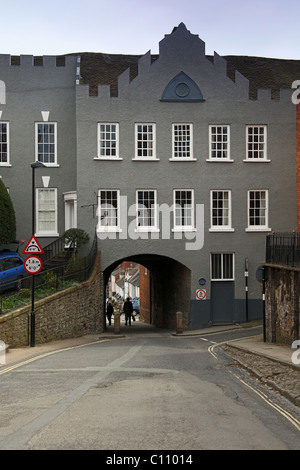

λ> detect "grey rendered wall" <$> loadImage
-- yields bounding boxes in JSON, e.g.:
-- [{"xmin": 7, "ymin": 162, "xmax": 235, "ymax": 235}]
[
  {"xmin": 0, "ymin": 55, "xmax": 77, "ymax": 247},
  {"xmin": 76, "ymin": 25, "xmax": 296, "ymax": 326}
]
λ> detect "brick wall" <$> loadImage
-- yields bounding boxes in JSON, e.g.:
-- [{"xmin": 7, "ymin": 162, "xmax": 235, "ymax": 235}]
[
  {"xmin": 139, "ymin": 265, "xmax": 151, "ymax": 323},
  {"xmin": 150, "ymin": 260, "xmax": 191, "ymax": 330},
  {"xmin": 0, "ymin": 250, "xmax": 104, "ymax": 348}
]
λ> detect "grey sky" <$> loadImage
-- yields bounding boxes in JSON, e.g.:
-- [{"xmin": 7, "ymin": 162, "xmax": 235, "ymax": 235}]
[{"xmin": 1, "ymin": 0, "xmax": 299, "ymax": 59}]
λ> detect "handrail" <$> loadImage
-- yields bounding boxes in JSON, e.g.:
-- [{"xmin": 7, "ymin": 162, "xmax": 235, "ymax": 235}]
[
  {"xmin": 40, "ymin": 236, "xmax": 71, "ymax": 264},
  {"xmin": 0, "ymin": 232, "xmax": 98, "ymax": 313}
]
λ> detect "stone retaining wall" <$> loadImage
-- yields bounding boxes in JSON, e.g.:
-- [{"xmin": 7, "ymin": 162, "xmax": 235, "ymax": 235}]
[
  {"xmin": 0, "ymin": 250, "xmax": 104, "ymax": 348},
  {"xmin": 265, "ymin": 264, "xmax": 299, "ymax": 344}
]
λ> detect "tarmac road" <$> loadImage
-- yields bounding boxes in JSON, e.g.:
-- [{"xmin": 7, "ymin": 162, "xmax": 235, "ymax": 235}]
[{"xmin": 0, "ymin": 322, "xmax": 299, "ymax": 451}]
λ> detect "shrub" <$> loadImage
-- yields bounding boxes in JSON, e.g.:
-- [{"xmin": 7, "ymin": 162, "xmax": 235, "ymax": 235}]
[
  {"xmin": 63, "ymin": 228, "xmax": 90, "ymax": 249},
  {"xmin": 63, "ymin": 228, "xmax": 90, "ymax": 260},
  {"xmin": 0, "ymin": 179, "xmax": 16, "ymax": 243}
]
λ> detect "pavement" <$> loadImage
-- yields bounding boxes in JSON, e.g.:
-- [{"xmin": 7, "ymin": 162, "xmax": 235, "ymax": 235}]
[
  {"xmin": 180, "ymin": 322, "xmax": 296, "ymax": 367},
  {"xmin": 1, "ymin": 319, "xmax": 300, "ymax": 406}
]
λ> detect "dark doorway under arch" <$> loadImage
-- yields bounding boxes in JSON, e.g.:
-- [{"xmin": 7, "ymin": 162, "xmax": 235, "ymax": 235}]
[{"xmin": 104, "ymin": 254, "xmax": 191, "ymax": 330}]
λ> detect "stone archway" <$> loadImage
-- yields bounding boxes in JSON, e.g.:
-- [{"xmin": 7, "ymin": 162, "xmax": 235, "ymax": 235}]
[{"xmin": 104, "ymin": 254, "xmax": 191, "ymax": 330}]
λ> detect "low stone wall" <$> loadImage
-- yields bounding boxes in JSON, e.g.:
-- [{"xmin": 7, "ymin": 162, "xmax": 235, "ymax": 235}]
[
  {"xmin": 265, "ymin": 264, "xmax": 299, "ymax": 344},
  {"xmin": 0, "ymin": 250, "xmax": 104, "ymax": 348}
]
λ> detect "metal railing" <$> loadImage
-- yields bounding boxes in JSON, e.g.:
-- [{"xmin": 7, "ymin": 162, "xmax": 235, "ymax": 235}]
[
  {"xmin": 0, "ymin": 232, "xmax": 98, "ymax": 314},
  {"xmin": 40, "ymin": 236, "xmax": 72, "ymax": 264},
  {"xmin": 266, "ymin": 232, "xmax": 300, "ymax": 267}
]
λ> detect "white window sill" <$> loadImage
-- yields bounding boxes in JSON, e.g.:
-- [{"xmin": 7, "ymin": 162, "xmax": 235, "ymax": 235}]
[
  {"xmin": 206, "ymin": 159, "xmax": 234, "ymax": 163},
  {"xmin": 243, "ymin": 159, "xmax": 271, "ymax": 163},
  {"xmin": 172, "ymin": 228, "xmax": 197, "ymax": 232},
  {"xmin": 135, "ymin": 228, "xmax": 160, "ymax": 233},
  {"xmin": 0, "ymin": 163, "xmax": 11, "ymax": 167},
  {"xmin": 132, "ymin": 158, "xmax": 160, "ymax": 161},
  {"xmin": 209, "ymin": 228, "xmax": 235, "ymax": 232},
  {"xmin": 169, "ymin": 158, "xmax": 197, "ymax": 162},
  {"xmin": 36, "ymin": 232, "xmax": 59, "ymax": 237},
  {"xmin": 97, "ymin": 227, "xmax": 122, "ymax": 232},
  {"xmin": 94, "ymin": 157, "xmax": 123, "ymax": 161},
  {"xmin": 38, "ymin": 164, "xmax": 60, "ymax": 168},
  {"xmin": 245, "ymin": 227, "xmax": 271, "ymax": 232}
]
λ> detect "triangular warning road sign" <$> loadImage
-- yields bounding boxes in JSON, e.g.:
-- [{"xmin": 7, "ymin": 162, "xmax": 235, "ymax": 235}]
[{"xmin": 23, "ymin": 235, "xmax": 44, "ymax": 254}]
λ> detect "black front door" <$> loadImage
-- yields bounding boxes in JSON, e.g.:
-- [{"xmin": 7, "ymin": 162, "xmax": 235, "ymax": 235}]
[{"xmin": 211, "ymin": 281, "xmax": 235, "ymax": 324}]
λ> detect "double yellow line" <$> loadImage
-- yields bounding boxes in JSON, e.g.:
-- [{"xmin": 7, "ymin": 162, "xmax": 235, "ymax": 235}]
[
  {"xmin": 230, "ymin": 369, "xmax": 300, "ymax": 432},
  {"xmin": 208, "ymin": 338, "xmax": 300, "ymax": 433}
]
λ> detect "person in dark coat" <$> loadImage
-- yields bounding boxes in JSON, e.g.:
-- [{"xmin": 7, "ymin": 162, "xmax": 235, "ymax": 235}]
[
  {"xmin": 123, "ymin": 297, "xmax": 133, "ymax": 326},
  {"xmin": 106, "ymin": 301, "xmax": 114, "ymax": 325}
]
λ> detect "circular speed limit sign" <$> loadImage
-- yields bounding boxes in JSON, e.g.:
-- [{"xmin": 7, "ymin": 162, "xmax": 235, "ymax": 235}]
[{"xmin": 24, "ymin": 255, "xmax": 43, "ymax": 274}]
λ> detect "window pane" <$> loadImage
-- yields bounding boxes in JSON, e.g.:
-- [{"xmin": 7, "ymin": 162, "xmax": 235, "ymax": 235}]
[
  {"xmin": 247, "ymin": 126, "xmax": 266, "ymax": 159},
  {"xmin": 210, "ymin": 125, "xmax": 229, "ymax": 159},
  {"xmin": 212, "ymin": 191, "xmax": 230, "ymax": 226},
  {"xmin": 136, "ymin": 124, "xmax": 155, "ymax": 158},
  {"xmin": 212, "ymin": 254, "xmax": 221, "ymax": 279},
  {"xmin": 37, "ymin": 123, "xmax": 56, "ymax": 163},
  {"xmin": 223, "ymin": 254, "xmax": 233, "ymax": 279},
  {"xmin": 0, "ymin": 123, "xmax": 8, "ymax": 163},
  {"xmin": 249, "ymin": 190, "xmax": 267, "ymax": 226},
  {"xmin": 174, "ymin": 190, "xmax": 193, "ymax": 227},
  {"xmin": 99, "ymin": 123, "xmax": 118, "ymax": 158},
  {"xmin": 137, "ymin": 190, "xmax": 156, "ymax": 227},
  {"xmin": 212, "ymin": 253, "xmax": 233, "ymax": 280},
  {"xmin": 99, "ymin": 190, "xmax": 119, "ymax": 226},
  {"xmin": 173, "ymin": 124, "xmax": 192, "ymax": 158},
  {"xmin": 37, "ymin": 189, "xmax": 56, "ymax": 233}
]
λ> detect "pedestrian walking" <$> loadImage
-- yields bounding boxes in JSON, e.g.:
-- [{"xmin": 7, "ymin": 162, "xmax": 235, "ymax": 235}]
[
  {"xmin": 123, "ymin": 297, "xmax": 133, "ymax": 326},
  {"xmin": 106, "ymin": 301, "xmax": 114, "ymax": 326}
]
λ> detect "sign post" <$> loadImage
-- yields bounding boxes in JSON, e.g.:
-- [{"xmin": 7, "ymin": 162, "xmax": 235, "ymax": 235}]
[
  {"xmin": 23, "ymin": 237, "xmax": 44, "ymax": 347},
  {"xmin": 245, "ymin": 257, "xmax": 249, "ymax": 322}
]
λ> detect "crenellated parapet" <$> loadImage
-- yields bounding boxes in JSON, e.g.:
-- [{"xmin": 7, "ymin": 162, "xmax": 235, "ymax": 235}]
[
  {"xmin": 0, "ymin": 54, "xmax": 77, "ymax": 96},
  {"xmin": 0, "ymin": 54, "xmax": 75, "ymax": 68},
  {"xmin": 76, "ymin": 24, "xmax": 293, "ymax": 104}
]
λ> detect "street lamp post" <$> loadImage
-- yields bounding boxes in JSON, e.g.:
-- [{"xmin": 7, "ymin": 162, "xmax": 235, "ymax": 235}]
[{"xmin": 30, "ymin": 161, "xmax": 46, "ymax": 347}]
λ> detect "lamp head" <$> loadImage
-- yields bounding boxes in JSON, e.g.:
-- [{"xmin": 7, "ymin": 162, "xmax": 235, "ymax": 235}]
[{"xmin": 31, "ymin": 161, "xmax": 46, "ymax": 169}]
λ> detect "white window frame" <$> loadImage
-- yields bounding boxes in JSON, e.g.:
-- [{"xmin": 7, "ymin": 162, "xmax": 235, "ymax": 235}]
[
  {"xmin": 207, "ymin": 125, "xmax": 232, "ymax": 162},
  {"xmin": 245, "ymin": 125, "xmax": 269, "ymax": 162},
  {"xmin": 246, "ymin": 189, "xmax": 271, "ymax": 232},
  {"xmin": 209, "ymin": 190, "xmax": 234, "ymax": 232},
  {"xmin": 35, "ymin": 122, "xmax": 58, "ymax": 166},
  {"xmin": 134, "ymin": 123, "xmax": 157, "ymax": 160},
  {"xmin": 211, "ymin": 253, "xmax": 235, "ymax": 281},
  {"xmin": 36, "ymin": 188, "xmax": 58, "ymax": 237},
  {"xmin": 97, "ymin": 189, "xmax": 121, "ymax": 232},
  {"xmin": 0, "ymin": 122, "xmax": 10, "ymax": 166},
  {"xmin": 173, "ymin": 189, "xmax": 195, "ymax": 231},
  {"xmin": 136, "ymin": 189, "xmax": 158, "ymax": 231},
  {"xmin": 170, "ymin": 123, "xmax": 195, "ymax": 161},
  {"xmin": 96, "ymin": 123, "xmax": 120, "ymax": 160}
]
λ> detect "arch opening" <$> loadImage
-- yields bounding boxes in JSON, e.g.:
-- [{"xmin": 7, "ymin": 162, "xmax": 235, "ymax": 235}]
[{"xmin": 103, "ymin": 254, "xmax": 191, "ymax": 332}]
